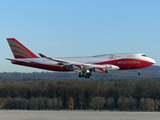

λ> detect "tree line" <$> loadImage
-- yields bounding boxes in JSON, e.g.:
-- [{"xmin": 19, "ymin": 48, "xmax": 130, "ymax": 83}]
[
  {"xmin": 0, "ymin": 79, "xmax": 160, "ymax": 111},
  {"xmin": 1, "ymin": 65, "xmax": 160, "ymax": 81}
]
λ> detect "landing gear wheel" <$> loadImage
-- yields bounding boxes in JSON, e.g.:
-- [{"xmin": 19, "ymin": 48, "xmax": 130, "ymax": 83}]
[
  {"xmin": 138, "ymin": 69, "xmax": 141, "ymax": 75},
  {"xmin": 85, "ymin": 73, "xmax": 92, "ymax": 78},
  {"xmin": 78, "ymin": 70, "xmax": 92, "ymax": 78},
  {"xmin": 78, "ymin": 72, "xmax": 84, "ymax": 78},
  {"xmin": 78, "ymin": 75, "xmax": 82, "ymax": 77}
]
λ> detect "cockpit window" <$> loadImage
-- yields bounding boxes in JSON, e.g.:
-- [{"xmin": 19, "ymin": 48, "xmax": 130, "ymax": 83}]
[{"xmin": 142, "ymin": 54, "xmax": 147, "ymax": 57}]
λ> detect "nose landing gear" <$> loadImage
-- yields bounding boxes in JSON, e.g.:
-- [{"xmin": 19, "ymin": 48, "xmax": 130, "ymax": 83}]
[{"xmin": 138, "ymin": 69, "xmax": 141, "ymax": 75}]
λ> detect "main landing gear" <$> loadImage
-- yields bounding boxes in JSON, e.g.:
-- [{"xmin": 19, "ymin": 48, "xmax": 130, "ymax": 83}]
[{"xmin": 78, "ymin": 70, "xmax": 92, "ymax": 78}]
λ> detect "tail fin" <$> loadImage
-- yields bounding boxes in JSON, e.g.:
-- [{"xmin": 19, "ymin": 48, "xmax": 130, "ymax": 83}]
[{"xmin": 7, "ymin": 38, "xmax": 39, "ymax": 58}]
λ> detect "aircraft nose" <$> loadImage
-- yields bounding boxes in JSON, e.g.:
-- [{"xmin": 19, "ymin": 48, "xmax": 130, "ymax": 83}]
[{"xmin": 149, "ymin": 58, "xmax": 156, "ymax": 64}]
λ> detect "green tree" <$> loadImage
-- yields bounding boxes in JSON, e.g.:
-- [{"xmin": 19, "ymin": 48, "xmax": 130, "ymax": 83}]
[
  {"xmin": 90, "ymin": 97, "xmax": 106, "ymax": 111},
  {"xmin": 106, "ymin": 97, "xmax": 115, "ymax": 110}
]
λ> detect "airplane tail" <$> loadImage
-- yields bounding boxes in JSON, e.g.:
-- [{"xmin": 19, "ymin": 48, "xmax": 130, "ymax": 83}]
[{"xmin": 7, "ymin": 38, "xmax": 39, "ymax": 58}]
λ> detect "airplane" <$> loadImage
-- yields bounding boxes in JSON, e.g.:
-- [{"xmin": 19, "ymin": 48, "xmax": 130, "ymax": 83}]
[{"xmin": 6, "ymin": 38, "xmax": 156, "ymax": 78}]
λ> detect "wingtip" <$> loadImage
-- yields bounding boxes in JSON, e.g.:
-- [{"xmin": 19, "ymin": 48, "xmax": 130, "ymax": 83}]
[
  {"xmin": 39, "ymin": 53, "xmax": 46, "ymax": 58},
  {"xmin": 5, "ymin": 58, "xmax": 10, "ymax": 60}
]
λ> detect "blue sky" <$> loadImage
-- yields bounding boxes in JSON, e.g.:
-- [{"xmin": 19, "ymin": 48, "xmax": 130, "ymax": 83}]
[{"xmin": 0, "ymin": 0, "xmax": 160, "ymax": 72}]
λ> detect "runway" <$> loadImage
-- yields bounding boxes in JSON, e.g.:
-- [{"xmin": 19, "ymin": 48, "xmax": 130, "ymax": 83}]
[{"xmin": 0, "ymin": 110, "xmax": 159, "ymax": 120}]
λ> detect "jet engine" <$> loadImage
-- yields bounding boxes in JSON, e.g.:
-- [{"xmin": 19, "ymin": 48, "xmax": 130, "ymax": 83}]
[
  {"xmin": 92, "ymin": 67, "xmax": 109, "ymax": 73},
  {"xmin": 66, "ymin": 64, "xmax": 83, "ymax": 70}
]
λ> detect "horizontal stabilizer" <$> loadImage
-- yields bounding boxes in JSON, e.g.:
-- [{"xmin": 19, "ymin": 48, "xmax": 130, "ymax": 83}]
[{"xmin": 6, "ymin": 58, "xmax": 31, "ymax": 63}]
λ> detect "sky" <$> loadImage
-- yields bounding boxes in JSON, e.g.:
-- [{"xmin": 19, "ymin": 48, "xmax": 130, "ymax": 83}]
[{"xmin": 0, "ymin": 0, "xmax": 160, "ymax": 72}]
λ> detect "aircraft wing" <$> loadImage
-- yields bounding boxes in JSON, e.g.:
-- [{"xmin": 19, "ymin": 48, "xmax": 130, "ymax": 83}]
[
  {"xmin": 39, "ymin": 53, "xmax": 120, "ymax": 78},
  {"xmin": 39, "ymin": 53, "xmax": 94, "ymax": 66},
  {"xmin": 39, "ymin": 53, "xmax": 73, "ymax": 64},
  {"xmin": 39, "ymin": 53, "xmax": 119, "ymax": 70},
  {"xmin": 39, "ymin": 53, "xmax": 111, "ymax": 67}
]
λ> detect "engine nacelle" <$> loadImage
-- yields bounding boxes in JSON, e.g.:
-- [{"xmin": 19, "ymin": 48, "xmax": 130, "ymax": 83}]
[
  {"xmin": 104, "ymin": 65, "xmax": 119, "ymax": 71},
  {"xmin": 67, "ymin": 64, "xmax": 83, "ymax": 70},
  {"xmin": 93, "ymin": 67, "xmax": 109, "ymax": 73}
]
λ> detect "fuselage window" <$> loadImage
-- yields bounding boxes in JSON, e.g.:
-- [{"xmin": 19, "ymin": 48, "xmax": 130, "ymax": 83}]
[{"xmin": 142, "ymin": 54, "xmax": 147, "ymax": 57}]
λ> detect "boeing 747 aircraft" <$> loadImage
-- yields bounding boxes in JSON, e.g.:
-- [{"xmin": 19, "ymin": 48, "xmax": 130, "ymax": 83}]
[{"xmin": 6, "ymin": 38, "xmax": 156, "ymax": 78}]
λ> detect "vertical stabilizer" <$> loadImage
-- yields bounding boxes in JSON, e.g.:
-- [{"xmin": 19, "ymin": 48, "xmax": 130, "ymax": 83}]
[{"xmin": 7, "ymin": 38, "xmax": 39, "ymax": 58}]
